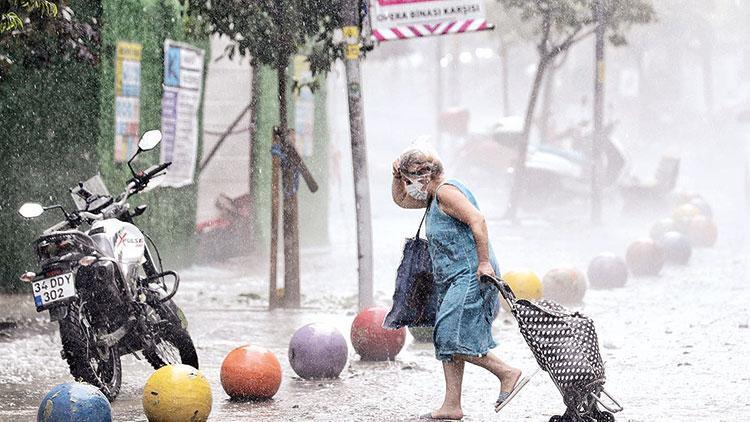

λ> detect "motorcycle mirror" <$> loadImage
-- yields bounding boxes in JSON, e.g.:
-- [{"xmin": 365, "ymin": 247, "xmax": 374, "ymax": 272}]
[
  {"xmin": 138, "ymin": 130, "xmax": 162, "ymax": 151},
  {"xmin": 18, "ymin": 202, "xmax": 45, "ymax": 218}
]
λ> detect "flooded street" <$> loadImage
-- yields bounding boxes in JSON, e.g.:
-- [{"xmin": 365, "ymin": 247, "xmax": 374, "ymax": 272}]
[
  {"xmin": 4, "ymin": 0, "xmax": 750, "ymax": 420},
  {"xmin": 1, "ymin": 131, "xmax": 748, "ymax": 422}
]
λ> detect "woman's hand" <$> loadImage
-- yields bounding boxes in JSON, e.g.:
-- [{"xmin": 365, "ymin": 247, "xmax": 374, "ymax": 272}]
[{"xmin": 477, "ymin": 261, "xmax": 495, "ymax": 281}]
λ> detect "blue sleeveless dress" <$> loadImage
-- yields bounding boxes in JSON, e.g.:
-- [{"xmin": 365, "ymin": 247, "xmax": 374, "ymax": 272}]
[{"xmin": 426, "ymin": 179, "xmax": 500, "ymax": 361}]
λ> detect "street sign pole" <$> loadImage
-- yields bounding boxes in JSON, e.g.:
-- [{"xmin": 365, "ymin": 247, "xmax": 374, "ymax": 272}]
[{"xmin": 343, "ymin": 1, "xmax": 374, "ymax": 311}]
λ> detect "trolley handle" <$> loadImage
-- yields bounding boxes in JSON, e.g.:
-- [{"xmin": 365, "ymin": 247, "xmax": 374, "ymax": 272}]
[
  {"xmin": 480, "ymin": 274, "xmax": 516, "ymax": 303},
  {"xmin": 591, "ymin": 388, "xmax": 624, "ymax": 414}
]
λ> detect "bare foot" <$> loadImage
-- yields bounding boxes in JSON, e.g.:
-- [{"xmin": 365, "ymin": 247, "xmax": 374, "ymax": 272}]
[
  {"xmin": 426, "ymin": 406, "xmax": 464, "ymax": 420},
  {"xmin": 499, "ymin": 367, "xmax": 522, "ymax": 393}
]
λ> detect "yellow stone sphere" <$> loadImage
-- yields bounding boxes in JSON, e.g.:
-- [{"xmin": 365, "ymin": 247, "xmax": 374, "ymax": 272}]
[
  {"xmin": 672, "ymin": 203, "xmax": 702, "ymax": 221},
  {"xmin": 143, "ymin": 364, "xmax": 212, "ymax": 422},
  {"xmin": 502, "ymin": 270, "xmax": 543, "ymax": 301}
]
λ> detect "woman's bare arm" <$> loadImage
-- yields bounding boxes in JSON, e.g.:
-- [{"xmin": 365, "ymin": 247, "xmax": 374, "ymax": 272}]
[{"xmin": 436, "ymin": 185, "xmax": 493, "ymax": 275}]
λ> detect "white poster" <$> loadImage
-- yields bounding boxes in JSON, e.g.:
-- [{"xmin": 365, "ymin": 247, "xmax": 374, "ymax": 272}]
[
  {"xmin": 160, "ymin": 39, "xmax": 205, "ymax": 188},
  {"xmin": 371, "ymin": 0, "xmax": 485, "ymax": 29},
  {"xmin": 369, "ymin": 0, "xmax": 490, "ymax": 41}
]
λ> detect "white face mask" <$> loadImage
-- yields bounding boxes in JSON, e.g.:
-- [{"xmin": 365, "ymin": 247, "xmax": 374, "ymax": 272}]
[{"xmin": 405, "ymin": 176, "xmax": 429, "ymax": 201}]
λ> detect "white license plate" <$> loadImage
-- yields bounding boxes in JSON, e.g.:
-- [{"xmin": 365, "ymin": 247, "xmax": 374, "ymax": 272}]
[{"xmin": 32, "ymin": 273, "xmax": 76, "ymax": 308}]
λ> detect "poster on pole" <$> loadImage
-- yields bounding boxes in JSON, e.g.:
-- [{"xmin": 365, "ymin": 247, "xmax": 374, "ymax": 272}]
[
  {"xmin": 114, "ymin": 41, "xmax": 142, "ymax": 162},
  {"xmin": 159, "ymin": 39, "xmax": 205, "ymax": 188},
  {"xmin": 370, "ymin": 0, "xmax": 492, "ymax": 42}
]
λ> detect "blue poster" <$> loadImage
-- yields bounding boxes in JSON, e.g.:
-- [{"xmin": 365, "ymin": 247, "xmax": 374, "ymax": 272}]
[{"xmin": 164, "ymin": 46, "xmax": 181, "ymax": 87}]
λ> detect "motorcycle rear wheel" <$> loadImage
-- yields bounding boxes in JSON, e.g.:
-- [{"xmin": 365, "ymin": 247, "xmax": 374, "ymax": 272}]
[{"xmin": 59, "ymin": 305, "xmax": 122, "ymax": 401}]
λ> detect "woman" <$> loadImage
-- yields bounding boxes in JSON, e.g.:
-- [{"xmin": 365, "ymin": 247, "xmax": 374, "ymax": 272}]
[{"xmin": 391, "ymin": 148, "xmax": 528, "ymax": 420}]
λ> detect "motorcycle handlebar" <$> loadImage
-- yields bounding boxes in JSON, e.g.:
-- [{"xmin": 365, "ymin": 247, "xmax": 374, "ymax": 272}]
[
  {"xmin": 44, "ymin": 162, "xmax": 168, "ymax": 232},
  {"xmin": 144, "ymin": 162, "xmax": 171, "ymax": 178}
]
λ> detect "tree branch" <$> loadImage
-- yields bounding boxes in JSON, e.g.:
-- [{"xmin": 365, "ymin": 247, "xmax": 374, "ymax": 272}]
[
  {"xmin": 547, "ymin": 24, "xmax": 595, "ymax": 59},
  {"xmin": 536, "ymin": 11, "xmax": 552, "ymax": 57}
]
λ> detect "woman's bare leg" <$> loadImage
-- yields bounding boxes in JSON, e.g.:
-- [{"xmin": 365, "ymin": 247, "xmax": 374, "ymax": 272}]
[
  {"xmin": 430, "ymin": 360, "xmax": 465, "ymax": 419},
  {"xmin": 455, "ymin": 352, "xmax": 521, "ymax": 393}
]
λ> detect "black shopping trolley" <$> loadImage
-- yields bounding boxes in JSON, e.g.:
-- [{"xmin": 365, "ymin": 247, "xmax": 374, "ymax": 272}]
[{"xmin": 482, "ymin": 275, "xmax": 623, "ymax": 422}]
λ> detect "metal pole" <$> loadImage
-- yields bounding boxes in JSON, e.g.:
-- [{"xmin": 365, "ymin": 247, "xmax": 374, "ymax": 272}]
[
  {"xmin": 435, "ymin": 37, "xmax": 443, "ymax": 152},
  {"xmin": 591, "ymin": 0, "xmax": 605, "ymax": 224},
  {"xmin": 343, "ymin": 1, "xmax": 373, "ymax": 310}
]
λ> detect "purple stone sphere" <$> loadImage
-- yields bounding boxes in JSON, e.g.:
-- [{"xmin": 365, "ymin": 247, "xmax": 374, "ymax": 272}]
[{"xmin": 289, "ymin": 323, "xmax": 348, "ymax": 380}]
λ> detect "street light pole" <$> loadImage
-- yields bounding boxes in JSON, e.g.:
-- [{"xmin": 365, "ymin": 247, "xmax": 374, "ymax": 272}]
[
  {"xmin": 592, "ymin": 0, "xmax": 605, "ymax": 224},
  {"xmin": 343, "ymin": 0, "xmax": 374, "ymax": 310}
]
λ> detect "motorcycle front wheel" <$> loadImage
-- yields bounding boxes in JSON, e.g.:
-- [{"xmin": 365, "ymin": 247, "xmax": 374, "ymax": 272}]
[
  {"xmin": 143, "ymin": 300, "xmax": 199, "ymax": 370},
  {"xmin": 59, "ymin": 304, "xmax": 122, "ymax": 401}
]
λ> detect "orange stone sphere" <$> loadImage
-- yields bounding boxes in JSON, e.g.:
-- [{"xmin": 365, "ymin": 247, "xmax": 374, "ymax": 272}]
[{"xmin": 220, "ymin": 345, "xmax": 282, "ymax": 400}]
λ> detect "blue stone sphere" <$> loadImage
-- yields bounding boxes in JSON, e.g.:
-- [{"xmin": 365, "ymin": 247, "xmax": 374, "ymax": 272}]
[
  {"xmin": 37, "ymin": 382, "xmax": 112, "ymax": 422},
  {"xmin": 588, "ymin": 253, "xmax": 628, "ymax": 289},
  {"xmin": 659, "ymin": 231, "xmax": 692, "ymax": 264}
]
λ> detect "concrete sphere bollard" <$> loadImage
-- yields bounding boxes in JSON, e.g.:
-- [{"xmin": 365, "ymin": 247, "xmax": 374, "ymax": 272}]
[
  {"xmin": 289, "ymin": 323, "xmax": 348, "ymax": 380},
  {"xmin": 650, "ymin": 218, "xmax": 676, "ymax": 241},
  {"xmin": 686, "ymin": 215, "xmax": 718, "ymax": 247},
  {"xmin": 408, "ymin": 326, "xmax": 434, "ymax": 343},
  {"xmin": 672, "ymin": 204, "xmax": 702, "ymax": 232},
  {"xmin": 502, "ymin": 270, "xmax": 543, "ymax": 301},
  {"xmin": 220, "ymin": 345, "xmax": 282, "ymax": 399},
  {"xmin": 37, "ymin": 382, "xmax": 112, "ymax": 422},
  {"xmin": 542, "ymin": 267, "xmax": 587, "ymax": 304},
  {"xmin": 143, "ymin": 364, "xmax": 212, "ymax": 422},
  {"xmin": 658, "ymin": 231, "xmax": 692, "ymax": 264},
  {"xmin": 587, "ymin": 253, "xmax": 628, "ymax": 289},
  {"xmin": 351, "ymin": 307, "xmax": 406, "ymax": 361},
  {"xmin": 688, "ymin": 197, "xmax": 713, "ymax": 220},
  {"xmin": 626, "ymin": 239, "xmax": 665, "ymax": 276}
]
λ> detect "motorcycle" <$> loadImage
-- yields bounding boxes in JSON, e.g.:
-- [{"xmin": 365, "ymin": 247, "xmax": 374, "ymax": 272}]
[{"xmin": 17, "ymin": 130, "xmax": 198, "ymax": 401}]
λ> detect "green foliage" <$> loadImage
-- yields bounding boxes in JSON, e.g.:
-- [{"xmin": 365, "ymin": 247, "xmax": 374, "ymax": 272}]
[
  {"xmin": 0, "ymin": 0, "xmax": 100, "ymax": 81},
  {"xmin": 182, "ymin": 0, "xmax": 344, "ymax": 76},
  {"xmin": 96, "ymin": 0, "xmax": 208, "ymax": 269},
  {"xmin": 499, "ymin": 0, "xmax": 656, "ymax": 57},
  {"xmin": 0, "ymin": 0, "xmax": 207, "ymax": 292},
  {"xmin": 1, "ymin": 0, "xmax": 58, "ymax": 35},
  {"xmin": 0, "ymin": 0, "xmax": 101, "ymax": 292},
  {"xmin": 0, "ymin": 12, "xmax": 24, "ymax": 33}
]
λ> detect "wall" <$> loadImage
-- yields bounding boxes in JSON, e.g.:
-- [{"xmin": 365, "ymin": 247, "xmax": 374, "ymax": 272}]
[
  {"xmin": 95, "ymin": 0, "xmax": 208, "ymax": 268},
  {"xmin": 0, "ymin": 0, "xmax": 102, "ymax": 292},
  {"xmin": 0, "ymin": 0, "xmax": 208, "ymax": 291}
]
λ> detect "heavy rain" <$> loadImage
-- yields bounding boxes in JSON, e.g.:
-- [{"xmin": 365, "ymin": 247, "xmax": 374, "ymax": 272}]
[{"xmin": 0, "ymin": 0, "xmax": 748, "ymax": 421}]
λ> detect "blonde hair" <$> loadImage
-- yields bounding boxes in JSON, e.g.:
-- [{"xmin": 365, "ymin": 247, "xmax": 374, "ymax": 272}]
[{"xmin": 397, "ymin": 147, "xmax": 444, "ymax": 179}]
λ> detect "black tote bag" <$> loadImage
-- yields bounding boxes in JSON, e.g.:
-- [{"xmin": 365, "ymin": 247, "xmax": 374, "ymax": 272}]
[{"xmin": 383, "ymin": 206, "xmax": 438, "ymax": 329}]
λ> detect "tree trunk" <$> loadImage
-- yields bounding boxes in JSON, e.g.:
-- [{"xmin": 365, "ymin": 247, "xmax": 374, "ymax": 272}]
[
  {"xmin": 269, "ymin": 125, "xmax": 281, "ymax": 309},
  {"xmin": 248, "ymin": 61, "xmax": 259, "ymax": 227},
  {"xmin": 500, "ymin": 42, "xmax": 510, "ymax": 117},
  {"xmin": 539, "ymin": 63, "xmax": 557, "ymax": 144},
  {"xmin": 278, "ymin": 59, "xmax": 301, "ymax": 308},
  {"xmin": 699, "ymin": 39, "xmax": 714, "ymax": 116},
  {"xmin": 504, "ymin": 55, "xmax": 549, "ymax": 221}
]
